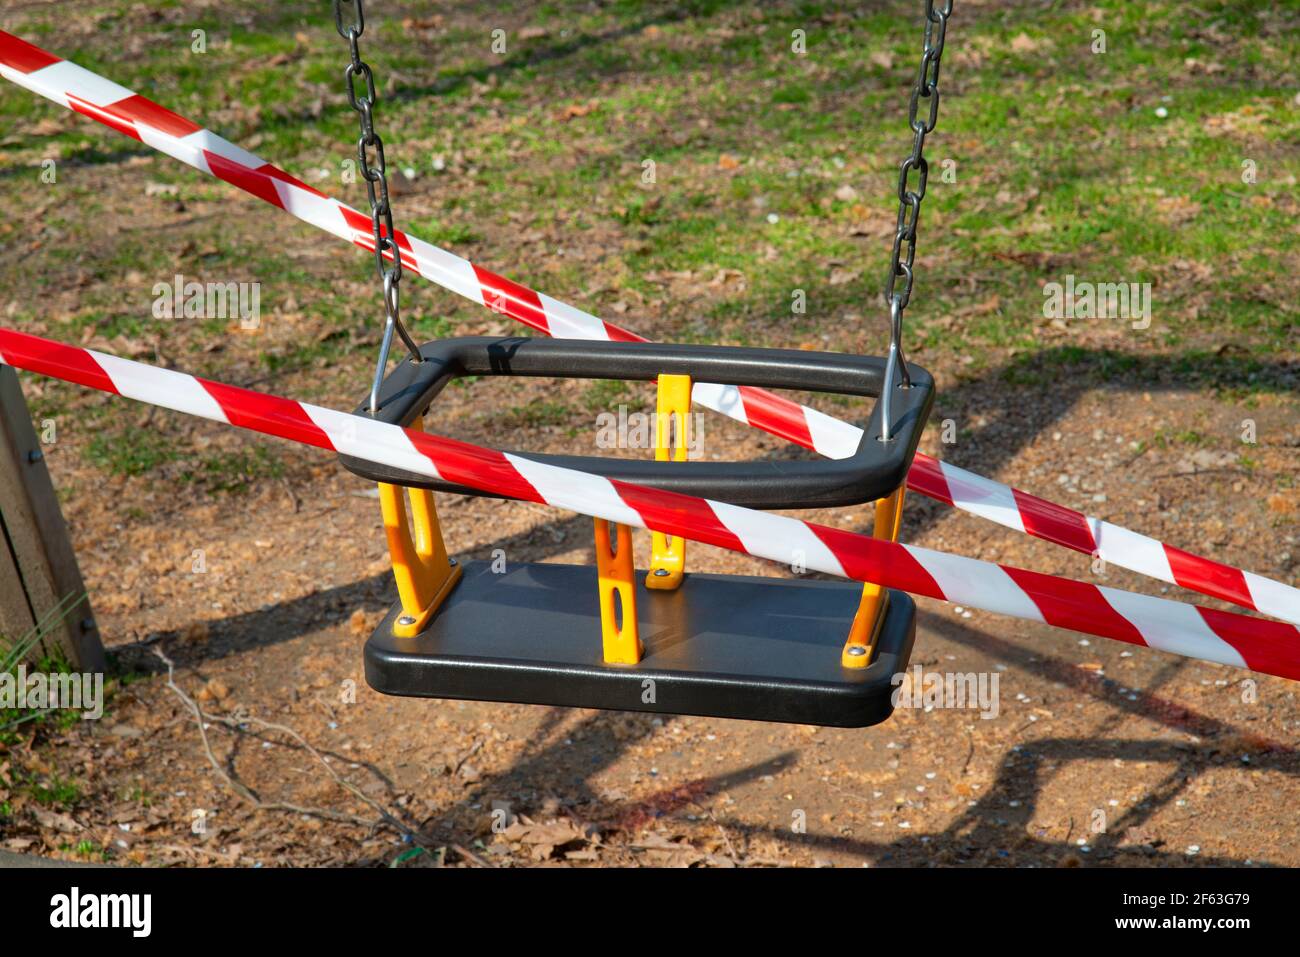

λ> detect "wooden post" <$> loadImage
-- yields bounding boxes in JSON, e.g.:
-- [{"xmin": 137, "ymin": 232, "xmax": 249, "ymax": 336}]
[{"xmin": 0, "ymin": 365, "xmax": 103, "ymax": 671}]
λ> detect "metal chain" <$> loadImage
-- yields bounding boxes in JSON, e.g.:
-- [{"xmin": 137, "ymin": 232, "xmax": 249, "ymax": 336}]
[
  {"xmin": 880, "ymin": 0, "xmax": 952, "ymax": 441},
  {"xmin": 333, "ymin": 0, "xmax": 421, "ymax": 413}
]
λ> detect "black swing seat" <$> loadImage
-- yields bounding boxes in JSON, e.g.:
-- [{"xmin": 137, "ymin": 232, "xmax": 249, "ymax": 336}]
[
  {"xmin": 340, "ymin": 335, "xmax": 935, "ymax": 727},
  {"xmin": 365, "ymin": 559, "xmax": 915, "ymax": 727}
]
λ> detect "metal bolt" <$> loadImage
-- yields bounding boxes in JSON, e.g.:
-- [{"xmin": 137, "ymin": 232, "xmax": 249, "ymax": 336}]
[
  {"xmin": 652, "ymin": 568, "xmax": 670, "ymax": 577},
  {"xmin": 27, "ymin": 449, "xmax": 44, "ymax": 463},
  {"xmin": 397, "ymin": 615, "xmax": 417, "ymax": 627},
  {"xmin": 847, "ymin": 645, "xmax": 868, "ymax": 657}
]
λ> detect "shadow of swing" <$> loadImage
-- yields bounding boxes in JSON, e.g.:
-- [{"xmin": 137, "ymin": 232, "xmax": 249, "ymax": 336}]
[
  {"xmin": 270, "ymin": 603, "xmax": 1298, "ymax": 865},
  {"xmin": 431, "ymin": 703, "xmax": 799, "ymax": 835},
  {"xmin": 581, "ymin": 617, "xmax": 1295, "ymax": 866},
  {"xmin": 707, "ymin": 735, "xmax": 1275, "ymax": 867}
]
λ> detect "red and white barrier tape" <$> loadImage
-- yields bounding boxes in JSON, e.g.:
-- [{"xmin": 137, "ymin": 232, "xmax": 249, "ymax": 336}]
[
  {"xmin": 2, "ymin": 30, "xmax": 1296, "ymax": 625},
  {"xmin": 2, "ymin": 327, "xmax": 1298, "ymax": 683}
]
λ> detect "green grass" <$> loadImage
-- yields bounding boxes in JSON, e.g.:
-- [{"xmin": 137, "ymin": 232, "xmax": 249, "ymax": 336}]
[
  {"xmin": 180, "ymin": 445, "xmax": 285, "ymax": 493},
  {"xmin": 503, "ymin": 399, "xmax": 574, "ymax": 428},
  {"xmin": 408, "ymin": 218, "xmax": 481, "ymax": 247},
  {"xmin": 60, "ymin": 839, "xmax": 111, "ymax": 862},
  {"xmin": 86, "ymin": 425, "xmax": 285, "ymax": 494},
  {"xmin": 0, "ymin": 0, "xmax": 1295, "ymax": 454},
  {"xmin": 29, "ymin": 774, "xmax": 82, "ymax": 807},
  {"xmin": 86, "ymin": 430, "xmax": 179, "ymax": 477},
  {"xmin": 1, "ymin": 591, "xmax": 93, "ymax": 747},
  {"xmin": 582, "ymin": 378, "xmax": 632, "ymax": 413}
]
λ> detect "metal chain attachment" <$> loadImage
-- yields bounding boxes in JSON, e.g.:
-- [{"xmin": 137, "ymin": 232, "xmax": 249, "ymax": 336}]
[
  {"xmin": 333, "ymin": 0, "xmax": 421, "ymax": 413},
  {"xmin": 880, "ymin": 0, "xmax": 952, "ymax": 441}
]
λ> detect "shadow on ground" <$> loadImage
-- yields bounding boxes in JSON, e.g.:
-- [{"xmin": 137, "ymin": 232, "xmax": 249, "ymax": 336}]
[{"xmin": 105, "ymin": 345, "xmax": 1296, "ymax": 866}]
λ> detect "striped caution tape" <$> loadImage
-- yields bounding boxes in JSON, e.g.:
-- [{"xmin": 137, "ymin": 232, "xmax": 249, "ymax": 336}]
[
  {"xmin": 1, "ymin": 327, "xmax": 1297, "ymax": 683},
  {"xmin": 2, "ymin": 29, "xmax": 1295, "ymax": 625}
]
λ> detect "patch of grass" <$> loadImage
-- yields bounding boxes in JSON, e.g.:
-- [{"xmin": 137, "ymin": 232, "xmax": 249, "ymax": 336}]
[
  {"xmin": 409, "ymin": 218, "xmax": 481, "ymax": 247},
  {"xmin": 181, "ymin": 445, "xmax": 285, "ymax": 494},
  {"xmin": 503, "ymin": 400, "xmax": 573, "ymax": 428},
  {"xmin": 409, "ymin": 314, "xmax": 458, "ymax": 341},
  {"xmin": 86, "ymin": 430, "xmax": 178, "ymax": 477},
  {"xmin": 771, "ymin": 83, "xmax": 811, "ymax": 105},
  {"xmin": 582, "ymin": 378, "xmax": 632, "ymax": 413},
  {"xmin": 28, "ymin": 774, "xmax": 82, "ymax": 808},
  {"xmin": 85, "ymin": 426, "xmax": 285, "ymax": 496},
  {"xmin": 1, "ymin": 592, "xmax": 93, "ymax": 747},
  {"xmin": 1152, "ymin": 427, "xmax": 1211, "ymax": 450},
  {"xmin": 616, "ymin": 196, "xmax": 662, "ymax": 227},
  {"xmin": 60, "ymin": 839, "xmax": 110, "ymax": 862}
]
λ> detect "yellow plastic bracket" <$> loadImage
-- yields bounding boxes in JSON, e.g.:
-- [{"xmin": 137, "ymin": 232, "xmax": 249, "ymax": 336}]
[
  {"xmin": 842, "ymin": 486, "xmax": 907, "ymax": 669},
  {"xmin": 647, "ymin": 372, "xmax": 692, "ymax": 590},
  {"xmin": 378, "ymin": 420, "xmax": 462, "ymax": 639},
  {"xmin": 595, "ymin": 518, "xmax": 642, "ymax": 664}
]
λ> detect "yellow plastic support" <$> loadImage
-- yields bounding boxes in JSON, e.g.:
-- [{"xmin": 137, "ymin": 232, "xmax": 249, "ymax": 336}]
[
  {"xmin": 647, "ymin": 373, "xmax": 692, "ymax": 590},
  {"xmin": 595, "ymin": 518, "xmax": 642, "ymax": 664},
  {"xmin": 378, "ymin": 419, "xmax": 462, "ymax": 639},
  {"xmin": 841, "ymin": 486, "xmax": 907, "ymax": 668}
]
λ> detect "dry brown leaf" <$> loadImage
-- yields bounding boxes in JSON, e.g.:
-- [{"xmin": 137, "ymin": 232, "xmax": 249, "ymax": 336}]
[
  {"xmin": 402, "ymin": 16, "xmax": 444, "ymax": 30},
  {"xmin": 558, "ymin": 100, "xmax": 599, "ymax": 121},
  {"xmin": 31, "ymin": 808, "xmax": 84, "ymax": 834},
  {"xmin": 1009, "ymin": 33, "xmax": 1042, "ymax": 53},
  {"xmin": 869, "ymin": 51, "xmax": 894, "ymax": 70}
]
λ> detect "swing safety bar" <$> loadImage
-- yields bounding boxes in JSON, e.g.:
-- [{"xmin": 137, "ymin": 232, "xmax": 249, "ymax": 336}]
[{"xmin": 338, "ymin": 337, "xmax": 935, "ymax": 510}]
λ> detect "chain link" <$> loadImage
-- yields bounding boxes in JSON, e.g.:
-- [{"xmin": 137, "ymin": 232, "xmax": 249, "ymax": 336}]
[
  {"xmin": 880, "ymin": 0, "xmax": 952, "ymax": 439},
  {"xmin": 332, "ymin": 0, "xmax": 421, "ymax": 412}
]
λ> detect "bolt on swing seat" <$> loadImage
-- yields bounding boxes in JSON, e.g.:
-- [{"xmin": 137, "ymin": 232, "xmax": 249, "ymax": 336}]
[{"xmin": 339, "ymin": 336, "xmax": 934, "ymax": 727}]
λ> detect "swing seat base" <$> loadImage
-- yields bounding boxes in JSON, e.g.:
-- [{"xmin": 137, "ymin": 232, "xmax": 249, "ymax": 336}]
[{"xmin": 364, "ymin": 559, "xmax": 916, "ymax": 727}]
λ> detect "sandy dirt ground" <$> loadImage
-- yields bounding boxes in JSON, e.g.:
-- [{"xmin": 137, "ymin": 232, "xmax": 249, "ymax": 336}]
[
  {"xmin": 3, "ymin": 350, "xmax": 1297, "ymax": 868},
  {"xmin": 0, "ymin": 0, "xmax": 1296, "ymax": 869}
]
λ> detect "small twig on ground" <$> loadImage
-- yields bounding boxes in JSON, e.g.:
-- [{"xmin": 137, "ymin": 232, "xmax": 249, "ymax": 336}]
[
  {"xmin": 1120, "ymin": 445, "xmax": 1150, "ymax": 468},
  {"xmin": 450, "ymin": 843, "xmax": 493, "ymax": 868},
  {"xmin": 452, "ymin": 738, "xmax": 484, "ymax": 777},
  {"xmin": 152, "ymin": 646, "xmax": 431, "ymax": 844},
  {"xmin": 280, "ymin": 477, "xmax": 300, "ymax": 514},
  {"xmin": 691, "ymin": 799, "xmax": 739, "ymax": 861}
]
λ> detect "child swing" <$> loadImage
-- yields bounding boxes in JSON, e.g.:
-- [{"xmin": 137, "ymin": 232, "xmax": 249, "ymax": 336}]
[{"xmin": 332, "ymin": 0, "xmax": 952, "ymax": 727}]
